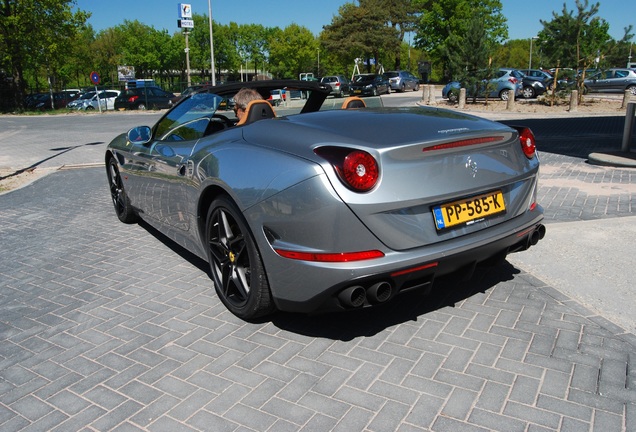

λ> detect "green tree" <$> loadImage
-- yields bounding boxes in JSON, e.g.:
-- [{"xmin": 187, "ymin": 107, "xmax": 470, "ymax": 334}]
[
  {"xmin": 493, "ymin": 39, "xmax": 537, "ymax": 70},
  {"xmin": 321, "ymin": 1, "xmax": 400, "ymax": 74},
  {"xmin": 413, "ymin": 0, "xmax": 507, "ymax": 81},
  {"xmin": 92, "ymin": 27, "xmax": 125, "ymax": 86},
  {"xmin": 538, "ymin": 0, "xmax": 632, "ymax": 98},
  {"xmin": 269, "ymin": 24, "xmax": 318, "ymax": 78},
  {"xmin": 0, "ymin": 0, "xmax": 90, "ymax": 110}
]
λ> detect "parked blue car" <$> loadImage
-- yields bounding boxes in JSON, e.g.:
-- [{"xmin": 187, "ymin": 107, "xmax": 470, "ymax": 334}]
[{"xmin": 442, "ymin": 68, "xmax": 523, "ymax": 102}]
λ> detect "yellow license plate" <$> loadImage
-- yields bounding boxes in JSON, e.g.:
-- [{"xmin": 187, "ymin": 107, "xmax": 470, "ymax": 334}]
[
  {"xmin": 353, "ymin": 90, "xmax": 361, "ymax": 94},
  {"xmin": 433, "ymin": 191, "xmax": 506, "ymax": 230}
]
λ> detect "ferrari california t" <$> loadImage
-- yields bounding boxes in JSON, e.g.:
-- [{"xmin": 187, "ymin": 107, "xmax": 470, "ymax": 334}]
[{"xmin": 105, "ymin": 79, "xmax": 545, "ymax": 320}]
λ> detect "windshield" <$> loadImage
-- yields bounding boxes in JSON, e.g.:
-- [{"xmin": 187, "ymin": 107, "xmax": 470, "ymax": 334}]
[
  {"xmin": 79, "ymin": 92, "xmax": 96, "ymax": 100},
  {"xmin": 154, "ymin": 92, "xmax": 225, "ymax": 140}
]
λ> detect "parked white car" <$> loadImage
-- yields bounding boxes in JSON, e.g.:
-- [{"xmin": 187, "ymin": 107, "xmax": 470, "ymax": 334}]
[{"xmin": 68, "ymin": 90, "xmax": 121, "ymax": 110}]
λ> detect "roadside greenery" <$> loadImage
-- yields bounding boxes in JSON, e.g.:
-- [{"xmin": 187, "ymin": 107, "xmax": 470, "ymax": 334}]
[{"xmin": 0, "ymin": 0, "xmax": 633, "ymax": 111}]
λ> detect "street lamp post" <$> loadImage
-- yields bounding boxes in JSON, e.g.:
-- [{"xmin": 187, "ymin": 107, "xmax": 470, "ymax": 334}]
[
  {"xmin": 208, "ymin": 0, "xmax": 216, "ymax": 85},
  {"xmin": 529, "ymin": 36, "xmax": 539, "ymax": 70}
]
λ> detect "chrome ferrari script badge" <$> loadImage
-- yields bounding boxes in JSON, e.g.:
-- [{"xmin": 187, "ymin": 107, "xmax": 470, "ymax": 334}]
[{"xmin": 465, "ymin": 156, "xmax": 478, "ymax": 178}]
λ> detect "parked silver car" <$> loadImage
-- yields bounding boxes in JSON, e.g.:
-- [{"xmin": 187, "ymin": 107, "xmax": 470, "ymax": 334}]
[
  {"xmin": 584, "ymin": 68, "xmax": 636, "ymax": 95},
  {"xmin": 383, "ymin": 70, "xmax": 420, "ymax": 92},
  {"xmin": 320, "ymin": 75, "xmax": 350, "ymax": 97},
  {"xmin": 105, "ymin": 79, "xmax": 544, "ymax": 320}
]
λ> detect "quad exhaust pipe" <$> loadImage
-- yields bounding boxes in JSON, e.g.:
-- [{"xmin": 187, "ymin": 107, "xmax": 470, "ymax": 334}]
[
  {"xmin": 529, "ymin": 224, "xmax": 546, "ymax": 247},
  {"xmin": 338, "ymin": 282, "xmax": 393, "ymax": 308}
]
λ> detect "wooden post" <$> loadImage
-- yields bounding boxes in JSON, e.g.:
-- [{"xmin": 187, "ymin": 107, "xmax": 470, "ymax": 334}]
[
  {"xmin": 428, "ymin": 85, "xmax": 436, "ymax": 105},
  {"xmin": 569, "ymin": 90, "xmax": 578, "ymax": 112}
]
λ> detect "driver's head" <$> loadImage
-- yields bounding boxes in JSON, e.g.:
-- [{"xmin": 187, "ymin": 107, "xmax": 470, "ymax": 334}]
[{"xmin": 233, "ymin": 88, "xmax": 263, "ymax": 120}]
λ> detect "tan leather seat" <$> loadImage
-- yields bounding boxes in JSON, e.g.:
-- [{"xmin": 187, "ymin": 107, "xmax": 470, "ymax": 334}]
[
  {"xmin": 236, "ymin": 100, "xmax": 276, "ymax": 126},
  {"xmin": 341, "ymin": 96, "xmax": 366, "ymax": 109}
]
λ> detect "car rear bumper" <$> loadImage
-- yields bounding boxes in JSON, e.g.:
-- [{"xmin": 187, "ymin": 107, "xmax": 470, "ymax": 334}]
[{"xmin": 270, "ymin": 211, "xmax": 545, "ymax": 314}]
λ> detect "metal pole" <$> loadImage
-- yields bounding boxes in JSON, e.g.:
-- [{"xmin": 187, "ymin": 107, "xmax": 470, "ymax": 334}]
[
  {"xmin": 185, "ymin": 30, "xmax": 191, "ymax": 87},
  {"xmin": 529, "ymin": 36, "xmax": 539, "ymax": 70},
  {"xmin": 208, "ymin": 0, "xmax": 216, "ymax": 85}
]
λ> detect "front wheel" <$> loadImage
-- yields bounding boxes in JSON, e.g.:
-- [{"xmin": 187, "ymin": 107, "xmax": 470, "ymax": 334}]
[
  {"xmin": 206, "ymin": 196, "xmax": 274, "ymax": 320},
  {"xmin": 628, "ymin": 85, "xmax": 636, "ymax": 96},
  {"xmin": 107, "ymin": 158, "xmax": 138, "ymax": 224},
  {"xmin": 522, "ymin": 86, "xmax": 535, "ymax": 99}
]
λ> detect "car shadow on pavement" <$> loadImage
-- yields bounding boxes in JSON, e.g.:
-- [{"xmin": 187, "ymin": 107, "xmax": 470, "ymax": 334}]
[
  {"xmin": 139, "ymin": 218, "xmax": 522, "ymax": 338},
  {"xmin": 271, "ymin": 263, "xmax": 521, "ymax": 340},
  {"xmin": 499, "ymin": 115, "xmax": 626, "ymax": 160}
]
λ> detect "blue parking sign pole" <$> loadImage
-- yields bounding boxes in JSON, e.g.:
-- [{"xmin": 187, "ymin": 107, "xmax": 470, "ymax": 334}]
[{"xmin": 90, "ymin": 72, "xmax": 102, "ymax": 113}]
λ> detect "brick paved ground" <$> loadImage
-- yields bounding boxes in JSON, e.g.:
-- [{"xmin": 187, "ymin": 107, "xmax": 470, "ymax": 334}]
[{"xmin": 0, "ymin": 116, "xmax": 634, "ymax": 431}]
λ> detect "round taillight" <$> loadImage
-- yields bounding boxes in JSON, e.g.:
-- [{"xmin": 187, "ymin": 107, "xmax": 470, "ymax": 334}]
[
  {"xmin": 342, "ymin": 150, "xmax": 379, "ymax": 191},
  {"xmin": 518, "ymin": 127, "xmax": 536, "ymax": 159}
]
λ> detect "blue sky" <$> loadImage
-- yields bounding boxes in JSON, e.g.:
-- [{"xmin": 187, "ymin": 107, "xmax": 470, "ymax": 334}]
[{"xmin": 74, "ymin": 0, "xmax": 634, "ymax": 41}]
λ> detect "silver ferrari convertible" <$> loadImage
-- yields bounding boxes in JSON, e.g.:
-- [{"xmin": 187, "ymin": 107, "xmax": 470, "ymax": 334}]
[{"xmin": 105, "ymin": 79, "xmax": 545, "ymax": 320}]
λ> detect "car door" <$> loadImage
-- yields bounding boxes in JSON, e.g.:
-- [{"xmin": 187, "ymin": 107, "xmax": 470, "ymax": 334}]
[
  {"xmin": 123, "ymin": 93, "xmax": 221, "ymax": 231},
  {"xmin": 588, "ymin": 71, "xmax": 610, "ymax": 92},
  {"xmin": 98, "ymin": 91, "xmax": 119, "ymax": 110},
  {"xmin": 608, "ymin": 69, "xmax": 629, "ymax": 92}
]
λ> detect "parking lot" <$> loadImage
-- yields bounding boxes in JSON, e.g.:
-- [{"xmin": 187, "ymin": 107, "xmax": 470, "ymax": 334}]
[{"xmin": 0, "ymin": 106, "xmax": 635, "ymax": 431}]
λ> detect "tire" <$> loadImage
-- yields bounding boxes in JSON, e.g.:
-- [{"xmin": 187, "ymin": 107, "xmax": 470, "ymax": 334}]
[
  {"xmin": 499, "ymin": 89, "xmax": 511, "ymax": 101},
  {"xmin": 400, "ymin": 84, "xmax": 406, "ymax": 93},
  {"xmin": 136, "ymin": 103, "xmax": 146, "ymax": 110},
  {"xmin": 86, "ymin": 106, "xmax": 95, "ymax": 110},
  {"xmin": 372, "ymin": 88, "xmax": 378, "ymax": 96},
  {"xmin": 107, "ymin": 157, "xmax": 138, "ymax": 224},
  {"xmin": 448, "ymin": 92, "xmax": 458, "ymax": 104},
  {"xmin": 628, "ymin": 85, "xmax": 636, "ymax": 96},
  {"xmin": 522, "ymin": 86, "xmax": 535, "ymax": 99},
  {"xmin": 414, "ymin": 83, "xmax": 420, "ymax": 91},
  {"xmin": 206, "ymin": 196, "xmax": 274, "ymax": 320}
]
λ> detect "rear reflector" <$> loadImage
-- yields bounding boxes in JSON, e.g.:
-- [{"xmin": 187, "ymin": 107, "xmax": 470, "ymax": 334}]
[
  {"xmin": 423, "ymin": 136, "xmax": 504, "ymax": 152},
  {"xmin": 274, "ymin": 249, "xmax": 385, "ymax": 262}
]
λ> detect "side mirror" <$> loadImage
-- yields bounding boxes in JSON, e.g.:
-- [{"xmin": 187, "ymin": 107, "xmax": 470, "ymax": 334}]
[{"xmin": 127, "ymin": 126, "xmax": 152, "ymax": 144}]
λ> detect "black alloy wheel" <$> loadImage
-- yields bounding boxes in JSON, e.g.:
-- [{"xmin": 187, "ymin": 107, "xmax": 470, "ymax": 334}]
[
  {"xmin": 107, "ymin": 158, "xmax": 138, "ymax": 224},
  {"xmin": 206, "ymin": 196, "xmax": 273, "ymax": 320}
]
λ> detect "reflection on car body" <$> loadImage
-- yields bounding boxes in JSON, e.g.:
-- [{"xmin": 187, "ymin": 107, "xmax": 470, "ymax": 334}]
[{"xmin": 105, "ymin": 79, "xmax": 545, "ymax": 320}]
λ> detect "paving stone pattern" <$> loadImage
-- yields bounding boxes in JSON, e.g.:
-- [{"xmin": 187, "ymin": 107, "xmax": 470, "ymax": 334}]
[{"xmin": 1, "ymin": 116, "xmax": 635, "ymax": 431}]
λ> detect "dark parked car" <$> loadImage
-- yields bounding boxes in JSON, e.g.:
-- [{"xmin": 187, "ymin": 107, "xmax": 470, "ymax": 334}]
[
  {"xmin": 349, "ymin": 74, "xmax": 390, "ymax": 96},
  {"xmin": 384, "ymin": 70, "xmax": 420, "ymax": 92},
  {"xmin": 519, "ymin": 69, "xmax": 554, "ymax": 90},
  {"xmin": 171, "ymin": 84, "xmax": 212, "ymax": 105},
  {"xmin": 320, "ymin": 75, "xmax": 351, "ymax": 97},
  {"xmin": 27, "ymin": 91, "xmax": 79, "ymax": 110},
  {"xmin": 583, "ymin": 68, "xmax": 636, "ymax": 95},
  {"xmin": 105, "ymin": 79, "xmax": 544, "ymax": 320},
  {"xmin": 114, "ymin": 86, "xmax": 175, "ymax": 110},
  {"xmin": 501, "ymin": 68, "xmax": 546, "ymax": 99}
]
